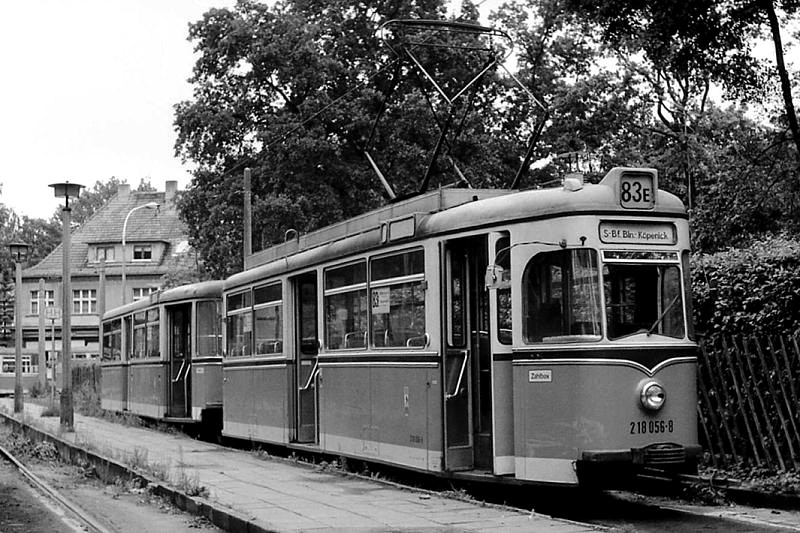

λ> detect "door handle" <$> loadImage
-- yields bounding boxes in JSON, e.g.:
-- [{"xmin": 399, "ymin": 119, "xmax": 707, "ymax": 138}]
[
  {"xmin": 446, "ymin": 354, "xmax": 468, "ymax": 400},
  {"xmin": 171, "ymin": 360, "xmax": 186, "ymax": 383},
  {"xmin": 181, "ymin": 362, "xmax": 192, "ymax": 380},
  {"xmin": 299, "ymin": 361, "xmax": 320, "ymax": 391}
]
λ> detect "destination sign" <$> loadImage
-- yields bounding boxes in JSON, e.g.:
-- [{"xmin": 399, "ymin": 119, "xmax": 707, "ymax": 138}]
[{"xmin": 599, "ymin": 221, "xmax": 676, "ymax": 245}]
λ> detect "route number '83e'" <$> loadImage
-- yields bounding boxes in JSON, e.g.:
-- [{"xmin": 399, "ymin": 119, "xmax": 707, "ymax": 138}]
[{"xmin": 620, "ymin": 174, "xmax": 655, "ymax": 209}]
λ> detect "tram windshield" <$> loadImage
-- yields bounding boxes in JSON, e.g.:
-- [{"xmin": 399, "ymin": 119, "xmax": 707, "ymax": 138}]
[
  {"xmin": 604, "ymin": 261, "xmax": 685, "ymax": 340},
  {"xmin": 522, "ymin": 249, "xmax": 603, "ymax": 343},
  {"xmin": 521, "ymin": 249, "xmax": 687, "ymax": 343}
]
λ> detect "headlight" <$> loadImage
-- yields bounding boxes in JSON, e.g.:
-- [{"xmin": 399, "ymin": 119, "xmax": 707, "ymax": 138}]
[{"xmin": 640, "ymin": 381, "xmax": 666, "ymax": 411}]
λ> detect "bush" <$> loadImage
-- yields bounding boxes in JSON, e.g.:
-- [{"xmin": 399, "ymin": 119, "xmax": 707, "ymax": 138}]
[
  {"xmin": 692, "ymin": 234, "xmax": 800, "ymax": 337},
  {"xmin": 71, "ymin": 362, "xmax": 101, "ymax": 416},
  {"xmin": 29, "ymin": 380, "xmax": 45, "ymax": 399}
]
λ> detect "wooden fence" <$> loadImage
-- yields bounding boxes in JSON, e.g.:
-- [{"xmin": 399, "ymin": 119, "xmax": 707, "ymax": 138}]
[{"xmin": 698, "ymin": 334, "xmax": 800, "ymax": 470}]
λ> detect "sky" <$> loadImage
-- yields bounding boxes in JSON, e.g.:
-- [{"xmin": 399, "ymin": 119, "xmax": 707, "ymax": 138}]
[
  {"xmin": 0, "ymin": 0, "xmax": 489, "ymax": 221},
  {"xmin": 0, "ymin": 0, "xmax": 234, "ymax": 220}
]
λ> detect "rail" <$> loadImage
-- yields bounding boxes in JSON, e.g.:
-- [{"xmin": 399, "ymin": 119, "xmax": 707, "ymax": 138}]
[{"xmin": 0, "ymin": 442, "xmax": 111, "ymax": 533}]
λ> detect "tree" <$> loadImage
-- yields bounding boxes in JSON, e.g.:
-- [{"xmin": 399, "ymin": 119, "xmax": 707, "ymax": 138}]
[
  {"xmin": 175, "ymin": 0, "xmax": 546, "ymax": 278},
  {"xmin": 491, "ymin": 0, "xmax": 657, "ymax": 181},
  {"xmin": 18, "ymin": 216, "xmax": 61, "ymax": 265},
  {"xmin": 560, "ymin": 0, "xmax": 800, "ymax": 170}
]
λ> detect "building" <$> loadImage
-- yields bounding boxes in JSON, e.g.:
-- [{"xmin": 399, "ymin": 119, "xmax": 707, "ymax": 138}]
[{"xmin": 18, "ymin": 181, "xmax": 196, "ymax": 362}]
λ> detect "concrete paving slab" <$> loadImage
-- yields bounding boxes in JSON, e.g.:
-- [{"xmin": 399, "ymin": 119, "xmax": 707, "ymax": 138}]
[{"xmin": 0, "ymin": 398, "xmax": 599, "ymax": 532}]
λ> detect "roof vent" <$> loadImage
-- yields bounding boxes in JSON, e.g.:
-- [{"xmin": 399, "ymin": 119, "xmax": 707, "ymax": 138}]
[{"xmin": 563, "ymin": 173, "xmax": 584, "ymax": 192}]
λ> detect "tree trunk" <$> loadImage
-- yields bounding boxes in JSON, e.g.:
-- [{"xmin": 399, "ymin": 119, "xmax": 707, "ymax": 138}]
[{"xmin": 763, "ymin": 0, "xmax": 800, "ymax": 169}]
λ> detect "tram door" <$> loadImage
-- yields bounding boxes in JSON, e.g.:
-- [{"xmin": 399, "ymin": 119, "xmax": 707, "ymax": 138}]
[
  {"xmin": 294, "ymin": 272, "xmax": 319, "ymax": 443},
  {"xmin": 167, "ymin": 303, "xmax": 191, "ymax": 418},
  {"xmin": 442, "ymin": 236, "xmax": 492, "ymax": 471}
]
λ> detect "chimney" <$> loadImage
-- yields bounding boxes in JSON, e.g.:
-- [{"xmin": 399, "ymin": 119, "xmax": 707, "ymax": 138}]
[
  {"xmin": 165, "ymin": 180, "xmax": 178, "ymax": 201},
  {"xmin": 118, "ymin": 183, "xmax": 131, "ymax": 197}
]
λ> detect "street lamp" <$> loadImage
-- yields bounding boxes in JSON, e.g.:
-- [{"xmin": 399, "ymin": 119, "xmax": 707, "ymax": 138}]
[
  {"xmin": 49, "ymin": 181, "xmax": 83, "ymax": 430},
  {"xmin": 121, "ymin": 202, "xmax": 159, "ymax": 305},
  {"xmin": 9, "ymin": 241, "xmax": 29, "ymax": 414}
]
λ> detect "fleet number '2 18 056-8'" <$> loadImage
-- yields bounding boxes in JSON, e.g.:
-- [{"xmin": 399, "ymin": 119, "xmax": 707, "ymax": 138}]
[{"xmin": 630, "ymin": 419, "xmax": 674, "ymax": 435}]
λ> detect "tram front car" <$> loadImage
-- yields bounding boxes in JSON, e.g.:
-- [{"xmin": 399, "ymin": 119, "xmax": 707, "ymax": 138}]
[{"xmin": 501, "ymin": 167, "xmax": 700, "ymax": 486}]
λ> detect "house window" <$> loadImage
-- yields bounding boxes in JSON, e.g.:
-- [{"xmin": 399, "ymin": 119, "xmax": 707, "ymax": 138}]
[
  {"xmin": 133, "ymin": 245, "xmax": 152, "ymax": 260},
  {"xmin": 30, "ymin": 290, "xmax": 55, "ymax": 315},
  {"xmin": 133, "ymin": 287, "xmax": 158, "ymax": 301},
  {"xmin": 73, "ymin": 289, "xmax": 97, "ymax": 314},
  {"xmin": 96, "ymin": 246, "xmax": 115, "ymax": 262}
]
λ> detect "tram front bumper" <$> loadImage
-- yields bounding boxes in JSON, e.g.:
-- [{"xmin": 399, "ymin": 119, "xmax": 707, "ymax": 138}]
[{"xmin": 581, "ymin": 443, "xmax": 702, "ymax": 467}]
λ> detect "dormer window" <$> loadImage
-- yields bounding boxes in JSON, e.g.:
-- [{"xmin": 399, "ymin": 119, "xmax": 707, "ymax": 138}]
[
  {"xmin": 133, "ymin": 245, "xmax": 152, "ymax": 261},
  {"xmin": 96, "ymin": 246, "xmax": 115, "ymax": 262}
]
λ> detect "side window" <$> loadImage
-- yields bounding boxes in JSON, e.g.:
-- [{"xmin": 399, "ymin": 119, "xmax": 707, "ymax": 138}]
[
  {"xmin": 447, "ymin": 250, "xmax": 466, "ymax": 347},
  {"xmin": 124, "ymin": 316, "xmax": 133, "ymax": 360},
  {"xmin": 132, "ymin": 312, "xmax": 147, "ymax": 359},
  {"xmin": 325, "ymin": 261, "xmax": 367, "ymax": 350},
  {"xmin": 146, "ymin": 308, "xmax": 160, "ymax": 358},
  {"xmin": 131, "ymin": 309, "xmax": 160, "ymax": 358},
  {"xmin": 197, "ymin": 300, "xmax": 222, "ymax": 357},
  {"xmin": 254, "ymin": 283, "xmax": 283, "ymax": 354},
  {"xmin": 102, "ymin": 319, "xmax": 122, "ymax": 361},
  {"xmin": 495, "ymin": 233, "xmax": 512, "ymax": 344},
  {"xmin": 370, "ymin": 249, "xmax": 426, "ymax": 348},
  {"xmin": 226, "ymin": 290, "xmax": 253, "ymax": 357}
]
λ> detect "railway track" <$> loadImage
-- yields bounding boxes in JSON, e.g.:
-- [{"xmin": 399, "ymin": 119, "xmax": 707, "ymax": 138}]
[{"xmin": 0, "ymin": 442, "xmax": 111, "ymax": 533}]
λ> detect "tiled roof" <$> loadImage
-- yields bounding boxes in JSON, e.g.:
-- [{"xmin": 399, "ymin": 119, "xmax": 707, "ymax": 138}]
[{"xmin": 23, "ymin": 186, "xmax": 190, "ymax": 279}]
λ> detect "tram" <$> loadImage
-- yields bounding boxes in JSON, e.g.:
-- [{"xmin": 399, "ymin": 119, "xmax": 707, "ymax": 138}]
[
  {"xmin": 219, "ymin": 167, "xmax": 700, "ymax": 486},
  {"xmin": 0, "ymin": 350, "xmax": 39, "ymax": 395},
  {"xmin": 100, "ymin": 281, "xmax": 223, "ymax": 426}
]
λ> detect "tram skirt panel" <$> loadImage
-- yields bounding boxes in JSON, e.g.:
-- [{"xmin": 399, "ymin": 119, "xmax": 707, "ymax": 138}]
[
  {"xmin": 101, "ymin": 364, "xmax": 127, "ymax": 412},
  {"xmin": 127, "ymin": 363, "xmax": 167, "ymax": 419},
  {"xmin": 223, "ymin": 364, "xmax": 288, "ymax": 443}
]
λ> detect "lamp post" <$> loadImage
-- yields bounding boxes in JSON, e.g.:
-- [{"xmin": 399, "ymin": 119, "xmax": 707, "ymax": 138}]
[
  {"xmin": 121, "ymin": 202, "xmax": 159, "ymax": 305},
  {"xmin": 9, "ymin": 241, "xmax": 29, "ymax": 414},
  {"xmin": 49, "ymin": 181, "xmax": 83, "ymax": 430}
]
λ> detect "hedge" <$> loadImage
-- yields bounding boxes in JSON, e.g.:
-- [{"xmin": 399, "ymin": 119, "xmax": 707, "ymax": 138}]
[{"xmin": 692, "ymin": 235, "xmax": 800, "ymax": 337}]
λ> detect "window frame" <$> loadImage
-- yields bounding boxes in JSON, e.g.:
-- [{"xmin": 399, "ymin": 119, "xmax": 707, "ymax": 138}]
[
  {"xmin": 324, "ymin": 260, "xmax": 368, "ymax": 351},
  {"xmin": 95, "ymin": 245, "xmax": 115, "ymax": 263},
  {"xmin": 521, "ymin": 248, "xmax": 603, "ymax": 344},
  {"xmin": 132, "ymin": 287, "xmax": 158, "ymax": 302},
  {"xmin": 102, "ymin": 318, "xmax": 123, "ymax": 362},
  {"xmin": 132, "ymin": 244, "xmax": 153, "ymax": 261},
  {"xmin": 253, "ymin": 282, "xmax": 283, "ymax": 355},
  {"xmin": 225, "ymin": 289, "xmax": 254, "ymax": 358},
  {"xmin": 368, "ymin": 248, "xmax": 427, "ymax": 349},
  {"xmin": 72, "ymin": 288, "xmax": 97, "ymax": 315},
  {"xmin": 602, "ymin": 255, "xmax": 686, "ymax": 341},
  {"xmin": 30, "ymin": 289, "xmax": 55, "ymax": 315}
]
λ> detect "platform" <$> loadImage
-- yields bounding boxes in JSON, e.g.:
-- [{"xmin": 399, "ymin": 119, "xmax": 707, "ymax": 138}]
[{"xmin": 0, "ymin": 399, "xmax": 597, "ymax": 532}]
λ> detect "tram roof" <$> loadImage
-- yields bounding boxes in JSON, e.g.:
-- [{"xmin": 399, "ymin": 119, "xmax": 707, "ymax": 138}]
[
  {"xmin": 226, "ymin": 167, "xmax": 686, "ymax": 291},
  {"xmin": 102, "ymin": 279, "xmax": 224, "ymax": 321}
]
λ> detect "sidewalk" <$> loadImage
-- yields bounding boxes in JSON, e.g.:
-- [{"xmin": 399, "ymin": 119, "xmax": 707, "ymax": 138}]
[{"xmin": 0, "ymin": 398, "xmax": 597, "ymax": 532}]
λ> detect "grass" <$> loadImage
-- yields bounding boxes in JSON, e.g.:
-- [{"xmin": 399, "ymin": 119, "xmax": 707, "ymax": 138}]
[
  {"xmin": 40, "ymin": 400, "xmax": 60, "ymax": 418},
  {"xmin": 175, "ymin": 468, "xmax": 207, "ymax": 497}
]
